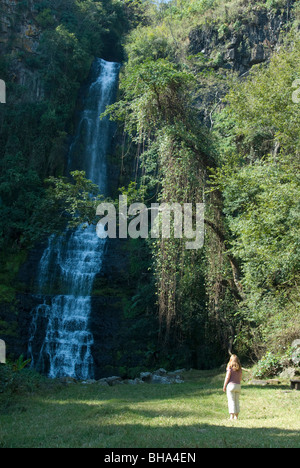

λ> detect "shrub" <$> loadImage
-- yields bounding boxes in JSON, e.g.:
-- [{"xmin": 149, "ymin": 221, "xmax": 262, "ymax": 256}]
[{"xmin": 252, "ymin": 352, "xmax": 284, "ymax": 379}]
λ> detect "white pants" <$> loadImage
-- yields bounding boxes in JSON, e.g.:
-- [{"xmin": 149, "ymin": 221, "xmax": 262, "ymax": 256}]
[{"xmin": 227, "ymin": 383, "xmax": 241, "ymax": 414}]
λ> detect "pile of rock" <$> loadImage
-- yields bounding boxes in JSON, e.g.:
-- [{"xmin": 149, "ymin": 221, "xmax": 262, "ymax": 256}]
[
  {"xmin": 79, "ymin": 368, "xmax": 185, "ymax": 386},
  {"xmin": 139, "ymin": 368, "xmax": 185, "ymax": 385}
]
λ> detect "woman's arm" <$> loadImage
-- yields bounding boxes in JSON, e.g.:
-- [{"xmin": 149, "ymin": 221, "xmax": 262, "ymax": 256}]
[{"xmin": 223, "ymin": 369, "xmax": 231, "ymax": 392}]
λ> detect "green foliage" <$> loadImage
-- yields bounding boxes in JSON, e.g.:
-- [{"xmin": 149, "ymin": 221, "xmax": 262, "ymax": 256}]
[
  {"xmin": 45, "ymin": 170, "xmax": 103, "ymax": 229},
  {"xmin": 0, "ymin": 361, "xmax": 47, "ymax": 402},
  {"xmin": 104, "ymin": 58, "xmax": 195, "ymax": 142},
  {"xmin": 0, "ymin": 250, "xmax": 27, "ymax": 309},
  {"xmin": 210, "ymin": 33, "xmax": 300, "ymax": 355},
  {"xmin": 2, "ymin": 0, "xmax": 299, "ymax": 371},
  {"xmin": 39, "ymin": 25, "xmax": 90, "ymax": 108},
  {"xmin": 110, "ymin": 0, "xmax": 300, "ymax": 366},
  {"xmin": 0, "ymin": 0, "xmax": 143, "ymax": 362},
  {"xmin": 36, "ymin": 8, "xmax": 56, "ymax": 28},
  {"xmin": 265, "ymin": 0, "xmax": 287, "ymax": 10},
  {"xmin": 106, "ymin": 10, "xmax": 223, "ymax": 364},
  {"xmin": 0, "ymin": 0, "xmax": 134, "ymax": 253},
  {"xmin": 124, "ymin": 24, "xmax": 176, "ymax": 65},
  {"xmin": 12, "ymin": 355, "xmax": 32, "ymax": 373},
  {"xmin": 0, "ymin": 151, "xmax": 44, "ymax": 249},
  {"xmin": 146, "ymin": 0, "xmax": 291, "ymax": 35},
  {"xmin": 252, "ymin": 351, "xmax": 285, "ymax": 379},
  {"xmin": 224, "ymin": 36, "xmax": 300, "ymax": 157},
  {"xmin": 219, "ymin": 158, "xmax": 299, "ymax": 290}
]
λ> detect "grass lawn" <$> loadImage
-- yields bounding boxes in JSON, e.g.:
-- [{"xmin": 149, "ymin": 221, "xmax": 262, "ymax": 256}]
[{"xmin": 0, "ymin": 369, "xmax": 299, "ymax": 448}]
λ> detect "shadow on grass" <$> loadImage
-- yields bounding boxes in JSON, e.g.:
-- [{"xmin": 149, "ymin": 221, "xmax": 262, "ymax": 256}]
[
  {"xmin": 2, "ymin": 400, "xmax": 299, "ymax": 448},
  {"xmin": 81, "ymin": 421, "xmax": 300, "ymax": 448},
  {"xmin": 243, "ymin": 384, "xmax": 292, "ymax": 391},
  {"xmin": 1, "ymin": 384, "xmax": 299, "ymax": 448},
  {"xmin": 1, "ymin": 369, "xmax": 299, "ymax": 448}
]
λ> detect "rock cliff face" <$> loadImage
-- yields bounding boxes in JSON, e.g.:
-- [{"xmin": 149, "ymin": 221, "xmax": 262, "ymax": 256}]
[
  {"xmin": 90, "ymin": 238, "xmax": 132, "ymax": 379},
  {"xmin": 0, "ymin": 0, "xmax": 44, "ymax": 100},
  {"xmin": 0, "ymin": 0, "xmax": 40, "ymax": 52},
  {"xmin": 189, "ymin": 6, "xmax": 291, "ymax": 75}
]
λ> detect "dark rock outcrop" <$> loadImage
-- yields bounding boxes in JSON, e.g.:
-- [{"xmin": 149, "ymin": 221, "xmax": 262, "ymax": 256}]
[
  {"xmin": 0, "ymin": 0, "xmax": 44, "ymax": 101},
  {"xmin": 189, "ymin": 6, "xmax": 292, "ymax": 75}
]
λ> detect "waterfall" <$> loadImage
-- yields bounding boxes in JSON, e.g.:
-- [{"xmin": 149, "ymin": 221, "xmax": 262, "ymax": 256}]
[{"xmin": 28, "ymin": 59, "xmax": 120, "ymax": 380}]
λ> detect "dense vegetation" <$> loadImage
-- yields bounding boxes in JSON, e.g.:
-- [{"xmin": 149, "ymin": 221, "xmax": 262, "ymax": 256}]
[
  {"xmin": 104, "ymin": 0, "xmax": 300, "ymax": 369},
  {"xmin": 0, "ymin": 0, "xmax": 299, "ymax": 375},
  {"xmin": 0, "ymin": 0, "xmax": 133, "ymax": 252}
]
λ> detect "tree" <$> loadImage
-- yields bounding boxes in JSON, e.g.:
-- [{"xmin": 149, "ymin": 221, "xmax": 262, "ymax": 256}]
[{"xmin": 210, "ymin": 32, "xmax": 300, "ymax": 354}]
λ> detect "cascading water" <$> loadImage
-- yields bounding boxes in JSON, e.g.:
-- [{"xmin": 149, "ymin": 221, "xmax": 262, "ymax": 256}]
[{"xmin": 28, "ymin": 59, "xmax": 120, "ymax": 380}]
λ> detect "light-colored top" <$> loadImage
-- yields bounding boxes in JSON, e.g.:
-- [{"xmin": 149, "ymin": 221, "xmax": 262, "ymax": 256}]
[{"xmin": 226, "ymin": 367, "xmax": 242, "ymax": 385}]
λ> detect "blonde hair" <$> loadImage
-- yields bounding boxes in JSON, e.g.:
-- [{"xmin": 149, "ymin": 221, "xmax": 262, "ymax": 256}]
[{"xmin": 227, "ymin": 354, "xmax": 241, "ymax": 372}]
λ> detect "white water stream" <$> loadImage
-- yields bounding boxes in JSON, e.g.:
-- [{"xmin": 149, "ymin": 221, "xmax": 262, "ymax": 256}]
[{"xmin": 28, "ymin": 59, "xmax": 120, "ymax": 379}]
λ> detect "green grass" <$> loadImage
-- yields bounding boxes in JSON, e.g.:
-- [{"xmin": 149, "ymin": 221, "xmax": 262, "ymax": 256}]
[{"xmin": 0, "ymin": 370, "xmax": 299, "ymax": 448}]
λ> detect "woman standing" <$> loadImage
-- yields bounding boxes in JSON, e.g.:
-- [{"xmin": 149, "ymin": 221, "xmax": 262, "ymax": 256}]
[{"xmin": 223, "ymin": 355, "xmax": 242, "ymax": 420}]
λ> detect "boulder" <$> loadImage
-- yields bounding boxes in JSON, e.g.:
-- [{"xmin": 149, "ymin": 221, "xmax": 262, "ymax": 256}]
[
  {"xmin": 291, "ymin": 340, "xmax": 300, "ymax": 366},
  {"xmin": 140, "ymin": 372, "xmax": 152, "ymax": 383},
  {"xmin": 250, "ymin": 44, "xmax": 265, "ymax": 64},
  {"xmin": 105, "ymin": 376, "xmax": 122, "ymax": 386},
  {"xmin": 140, "ymin": 368, "xmax": 184, "ymax": 384},
  {"xmin": 96, "ymin": 376, "xmax": 122, "ymax": 386},
  {"xmin": 133, "ymin": 378, "xmax": 145, "ymax": 385},
  {"xmin": 291, "ymin": 339, "xmax": 300, "ymax": 349},
  {"xmin": 279, "ymin": 367, "xmax": 297, "ymax": 379},
  {"xmin": 151, "ymin": 375, "xmax": 171, "ymax": 384},
  {"xmin": 125, "ymin": 378, "xmax": 144, "ymax": 385},
  {"xmin": 249, "ymin": 380, "xmax": 268, "ymax": 386},
  {"xmin": 97, "ymin": 379, "xmax": 109, "ymax": 386},
  {"xmin": 153, "ymin": 368, "xmax": 167, "ymax": 376},
  {"xmin": 58, "ymin": 376, "xmax": 77, "ymax": 385},
  {"xmin": 249, "ymin": 379, "xmax": 282, "ymax": 386}
]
